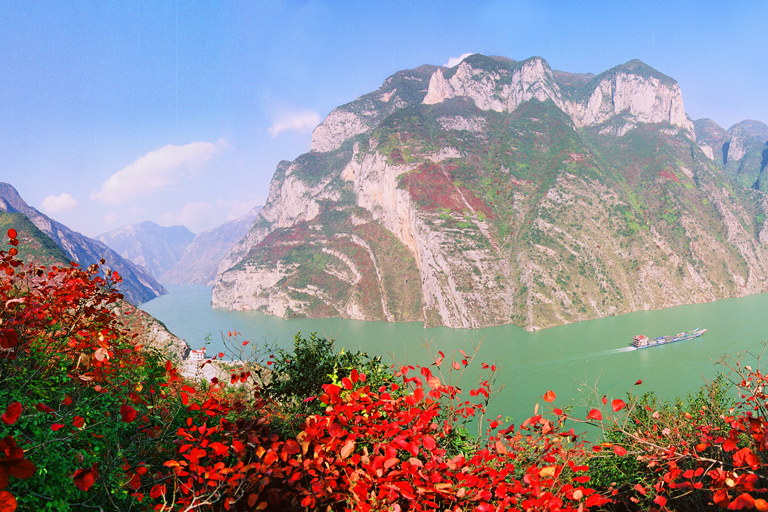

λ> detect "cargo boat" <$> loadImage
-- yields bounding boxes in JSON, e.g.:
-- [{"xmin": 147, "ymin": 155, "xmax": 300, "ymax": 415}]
[{"xmin": 632, "ymin": 328, "xmax": 706, "ymax": 349}]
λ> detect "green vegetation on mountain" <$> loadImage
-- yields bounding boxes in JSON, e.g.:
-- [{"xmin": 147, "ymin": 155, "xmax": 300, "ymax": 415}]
[
  {"xmin": 0, "ymin": 212, "xmax": 68, "ymax": 266},
  {"xmin": 213, "ymin": 54, "xmax": 768, "ymax": 331}
]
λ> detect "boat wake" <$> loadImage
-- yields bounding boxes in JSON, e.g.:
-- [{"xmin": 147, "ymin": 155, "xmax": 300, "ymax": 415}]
[{"xmin": 605, "ymin": 347, "xmax": 637, "ymax": 354}]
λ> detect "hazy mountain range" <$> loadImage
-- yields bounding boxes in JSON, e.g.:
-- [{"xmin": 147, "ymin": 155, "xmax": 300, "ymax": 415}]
[
  {"xmin": 97, "ymin": 207, "xmax": 261, "ymax": 286},
  {"xmin": 0, "ymin": 183, "xmax": 166, "ymax": 304}
]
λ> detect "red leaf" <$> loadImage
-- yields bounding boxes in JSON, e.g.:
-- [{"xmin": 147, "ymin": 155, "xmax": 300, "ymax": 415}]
[
  {"xmin": 0, "ymin": 490, "xmax": 17, "ymax": 512},
  {"xmin": 34, "ymin": 403, "xmax": 53, "ymax": 416},
  {"xmin": 328, "ymin": 423, "xmax": 343, "ymax": 438},
  {"xmin": 93, "ymin": 347, "xmax": 109, "ymax": 362},
  {"xmin": 341, "ymin": 377, "xmax": 353, "ymax": 390},
  {"xmin": 181, "ymin": 392, "xmax": 189, "ymax": 406},
  {"xmin": 543, "ymin": 390, "xmax": 556, "ymax": 403},
  {"xmin": 323, "ymin": 383, "xmax": 341, "ymax": 396},
  {"xmin": 350, "ymin": 369, "xmax": 358, "ymax": 383},
  {"xmin": 72, "ymin": 464, "xmax": 98, "ymax": 491},
  {"xmin": 601, "ymin": 395, "xmax": 607, "ymax": 405},
  {"xmin": 1, "ymin": 403, "xmax": 22, "ymax": 426},
  {"xmin": 340, "ymin": 440, "xmax": 355, "ymax": 459},
  {"xmin": 384, "ymin": 458, "xmax": 399, "ymax": 469},
  {"xmin": 150, "ymin": 484, "xmax": 166, "ymax": 499},
  {"xmin": 612, "ymin": 399, "xmax": 626, "ymax": 412},
  {"xmin": 635, "ymin": 379, "xmax": 643, "ymax": 385},
  {"xmin": 209, "ymin": 442, "xmax": 228, "ymax": 456},
  {"xmin": 72, "ymin": 416, "xmax": 85, "ymax": 428},
  {"xmin": 587, "ymin": 409, "xmax": 602, "ymax": 421},
  {"xmin": 452, "ymin": 361, "xmax": 461, "ymax": 370},
  {"xmin": 127, "ymin": 473, "xmax": 141, "ymax": 490},
  {"xmin": 120, "ymin": 405, "xmax": 137, "ymax": 423},
  {"xmin": 0, "ymin": 330, "xmax": 19, "ymax": 349},
  {"xmin": 51, "ymin": 423, "xmax": 64, "ymax": 431},
  {"xmin": 613, "ymin": 444, "xmax": 627, "ymax": 456},
  {"xmin": 654, "ymin": 495, "xmax": 667, "ymax": 507}
]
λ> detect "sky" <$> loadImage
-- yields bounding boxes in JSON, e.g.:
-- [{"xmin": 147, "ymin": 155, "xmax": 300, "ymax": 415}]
[{"xmin": 1, "ymin": 0, "xmax": 765, "ymax": 238}]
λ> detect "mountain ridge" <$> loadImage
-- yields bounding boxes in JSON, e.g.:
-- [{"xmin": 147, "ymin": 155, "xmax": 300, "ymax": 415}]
[
  {"xmin": 0, "ymin": 183, "xmax": 166, "ymax": 304},
  {"xmin": 211, "ymin": 54, "xmax": 768, "ymax": 331},
  {"xmin": 161, "ymin": 207, "xmax": 262, "ymax": 286},
  {"xmin": 97, "ymin": 221, "xmax": 196, "ymax": 280}
]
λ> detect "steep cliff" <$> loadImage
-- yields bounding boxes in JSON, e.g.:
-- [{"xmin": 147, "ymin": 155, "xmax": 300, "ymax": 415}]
[
  {"xmin": 0, "ymin": 183, "xmax": 166, "ymax": 304},
  {"xmin": 213, "ymin": 54, "xmax": 768, "ymax": 331}
]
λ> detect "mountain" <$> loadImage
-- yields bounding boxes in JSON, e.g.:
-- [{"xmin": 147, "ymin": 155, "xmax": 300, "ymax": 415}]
[
  {"xmin": 97, "ymin": 221, "xmax": 196, "ymax": 280},
  {"xmin": 694, "ymin": 119, "xmax": 768, "ymax": 192},
  {"xmin": 212, "ymin": 54, "xmax": 768, "ymax": 331},
  {"xmin": 160, "ymin": 207, "xmax": 261, "ymax": 285},
  {"xmin": 0, "ymin": 183, "xmax": 166, "ymax": 304},
  {"xmin": 731, "ymin": 120, "xmax": 768, "ymax": 143},
  {"xmin": 0, "ymin": 211, "xmax": 70, "ymax": 266}
]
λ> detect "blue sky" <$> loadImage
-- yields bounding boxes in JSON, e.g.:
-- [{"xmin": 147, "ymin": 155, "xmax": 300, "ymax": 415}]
[{"xmin": 2, "ymin": 0, "xmax": 765, "ymax": 237}]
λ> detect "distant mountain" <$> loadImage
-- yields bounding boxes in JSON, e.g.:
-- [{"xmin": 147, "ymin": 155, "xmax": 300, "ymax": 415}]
[
  {"xmin": 161, "ymin": 207, "xmax": 261, "ymax": 285},
  {"xmin": 695, "ymin": 119, "xmax": 768, "ymax": 191},
  {"xmin": 97, "ymin": 221, "xmax": 195, "ymax": 279},
  {"xmin": 730, "ymin": 119, "xmax": 768, "ymax": 143},
  {"xmin": 211, "ymin": 54, "xmax": 768, "ymax": 331},
  {"xmin": 693, "ymin": 118, "xmax": 730, "ymax": 163},
  {"xmin": 0, "ymin": 183, "xmax": 166, "ymax": 304}
]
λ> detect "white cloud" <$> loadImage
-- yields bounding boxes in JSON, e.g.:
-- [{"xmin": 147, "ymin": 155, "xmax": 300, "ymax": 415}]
[
  {"xmin": 104, "ymin": 212, "xmax": 119, "ymax": 224},
  {"xmin": 91, "ymin": 140, "xmax": 226, "ymax": 204},
  {"xmin": 268, "ymin": 110, "xmax": 321, "ymax": 137},
  {"xmin": 444, "ymin": 53, "xmax": 473, "ymax": 68},
  {"xmin": 159, "ymin": 202, "xmax": 211, "ymax": 230},
  {"xmin": 41, "ymin": 192, "xmax": 78, "ymax": 213}
]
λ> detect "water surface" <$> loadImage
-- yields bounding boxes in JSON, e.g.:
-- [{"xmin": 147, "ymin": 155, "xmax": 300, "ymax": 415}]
[{"xmin": 141, "ymin": 284, "xmax": 768, "ymax": 430}]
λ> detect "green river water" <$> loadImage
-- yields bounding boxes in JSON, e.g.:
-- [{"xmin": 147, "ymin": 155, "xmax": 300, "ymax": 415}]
[{"xmin": 141, "ymin": 284, "xmax": 768, "ymax": 431}]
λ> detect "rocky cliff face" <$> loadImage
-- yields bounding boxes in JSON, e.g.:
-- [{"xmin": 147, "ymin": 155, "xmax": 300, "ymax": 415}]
[
  {"xmin": 0, "ymin": 183, "xmax": 166, "ymax": 304},
  {"xmin": 695, "ymin": 119, "xmax": 768, "ymax": 192},
  {"xmin": 421, "ymin": 56, "xmax": 694, "ymax": 138},
  {"xmin": 213, "ymin": 54, "xmax": 768, "ymax": 331}
]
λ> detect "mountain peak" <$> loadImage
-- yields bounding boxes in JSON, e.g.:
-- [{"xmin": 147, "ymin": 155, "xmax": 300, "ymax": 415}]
[
  {"xmin": 729, "ymin": 119, "xmax": 768, "ymax": 143},
  {"xmin": 0, "ymin": 183, "xmax": 166, "ymax": 304}
]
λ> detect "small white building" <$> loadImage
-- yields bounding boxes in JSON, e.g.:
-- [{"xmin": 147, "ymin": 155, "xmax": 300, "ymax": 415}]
[{"xmin": 189, "ymin": 348, "xmax": 206, "ymax": 362}]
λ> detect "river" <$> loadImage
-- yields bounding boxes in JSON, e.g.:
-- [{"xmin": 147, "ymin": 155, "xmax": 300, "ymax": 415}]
[{"xmin": 140, "ymin": 284, "xmax": 768, "ymax": 431}]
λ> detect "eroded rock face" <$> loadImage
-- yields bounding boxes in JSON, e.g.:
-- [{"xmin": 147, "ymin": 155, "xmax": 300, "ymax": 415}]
[
  {"xmin": 422, "ymin": 56, "xmax": 695, "ymax": 138},
  {"xmin": 311, "ymin": 110, "xmax": 369, "ymax": 153},
  {"xmin": 213, "ymin": 54, "xmax": 768, "ymax": 331},
  {"xmin": 310, "ymin": 65, "xmax": 437, "ymax": 153},
  {"xmin": 726, "ymin": 125, "xmax": 752, "ymax": 163}
]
